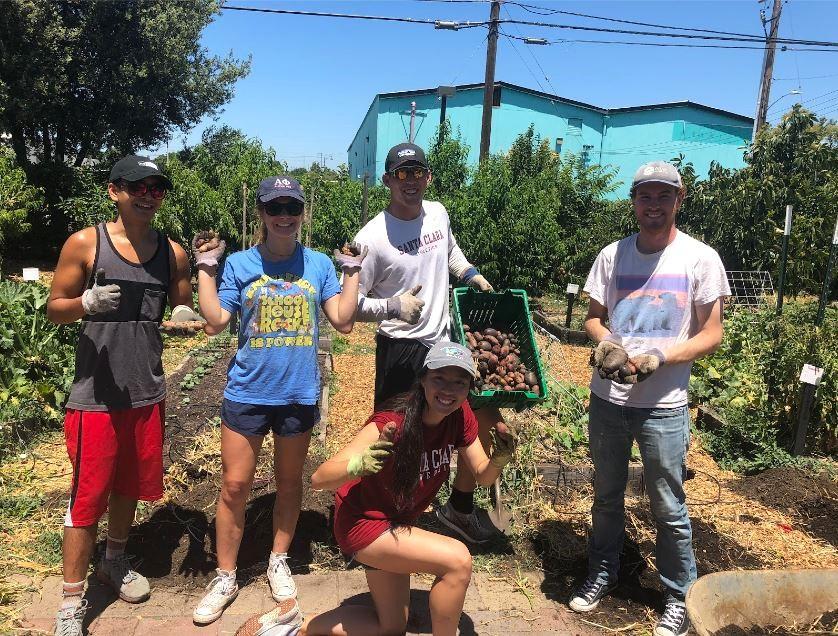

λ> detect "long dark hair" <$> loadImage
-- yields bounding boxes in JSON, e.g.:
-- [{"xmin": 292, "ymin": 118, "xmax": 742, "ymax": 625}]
[{"xmin": 378, "ymin": 370, "xmax": 428, "ymax": 512}]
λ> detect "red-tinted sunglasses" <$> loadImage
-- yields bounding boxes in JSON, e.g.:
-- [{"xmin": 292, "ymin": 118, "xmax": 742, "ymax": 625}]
[
  {"xmin": 263, "ymin": 200, "xmax": 304, "ymax": 216},
  {"xmin": 118, "ymin": 180, "xmax": 169, "ymax": 200}
]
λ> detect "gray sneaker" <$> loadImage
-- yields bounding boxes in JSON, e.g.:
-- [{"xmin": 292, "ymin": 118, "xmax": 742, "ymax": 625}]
[
  {"xmin": 54, "ymin": 599, "xmax": 87, "ymax": 636},
  {"xmin": 435, "ymin": 501, "xmax": 498, "ymax": 544},
  {"xmin": 95, "ymin": 554, "xmax": 150, "ymax": 603}
]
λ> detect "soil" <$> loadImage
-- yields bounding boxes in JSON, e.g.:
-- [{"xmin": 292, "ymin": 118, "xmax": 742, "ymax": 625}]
[
  {"xmin": 121, "ymin": 336, "xmax": 339, "ymax": 591},
  {"xmin": 13, "ymin": 306, "xmax": 832, "ymax": 635}
]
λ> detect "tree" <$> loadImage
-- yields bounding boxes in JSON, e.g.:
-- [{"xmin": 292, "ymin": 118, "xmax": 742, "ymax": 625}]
[
  {"xmin": 0, "ymin": 147, "xmax": 41, "ymax": 272},
  {"xmin": 678, "ymin": 106, "xmax": 838, "ymax": 296},
  {"xmin": 0, "ymin": 0, "xmax": 250, "ymax": 231}
]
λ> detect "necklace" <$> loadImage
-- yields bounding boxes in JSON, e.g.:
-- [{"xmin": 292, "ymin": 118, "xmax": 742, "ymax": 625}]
[{"xmin": 262, "ymin": 242, "xmax": 296, "ymax": 260}]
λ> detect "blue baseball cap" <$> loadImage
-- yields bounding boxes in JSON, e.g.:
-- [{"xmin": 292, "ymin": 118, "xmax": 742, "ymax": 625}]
[{"xmin": 256, "ymin": 176, "xmax": 305, "ymax": 204}]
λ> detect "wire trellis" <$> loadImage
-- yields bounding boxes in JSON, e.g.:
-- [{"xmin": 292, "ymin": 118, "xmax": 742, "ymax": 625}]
[{"xmin": 725, "ymin": 270, "xmax": 775, "ymax": 309}]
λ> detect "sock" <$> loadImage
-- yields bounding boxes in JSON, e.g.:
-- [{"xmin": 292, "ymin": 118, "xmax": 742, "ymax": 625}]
[
  {"xmin": 60, "ymin": 581, "xmax": 85, "ymax": 610},
  {"xmin": 105, "ymin": 534, "xmax": 127, "ymax": 560},
  {"xmin": 449, "ymin": 488, "xmax": 474, "ymax": 515}
]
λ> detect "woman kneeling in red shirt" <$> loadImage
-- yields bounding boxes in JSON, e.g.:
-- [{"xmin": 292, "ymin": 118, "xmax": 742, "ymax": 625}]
[{"xmin": 305, "ymin": 341, "xmax": 515, "ymax": 636}]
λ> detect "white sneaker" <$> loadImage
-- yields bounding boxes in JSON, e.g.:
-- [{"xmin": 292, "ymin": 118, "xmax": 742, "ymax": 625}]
[
  {"xmin": 267, "ymin": 553, "xmax": 297, "ymax": 601},
  {"xmin": 192, "ymin": 572, "xmax": 239, "ymax": 625},
  {"xmin": 237, "ymin": 598, "xmax": 303, "ymax": 636}
]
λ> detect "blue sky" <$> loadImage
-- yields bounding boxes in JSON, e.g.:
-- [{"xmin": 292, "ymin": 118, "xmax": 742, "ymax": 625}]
[{"xmin": 156, "ymin": 0, "xmax": 838, "ymax": 169}]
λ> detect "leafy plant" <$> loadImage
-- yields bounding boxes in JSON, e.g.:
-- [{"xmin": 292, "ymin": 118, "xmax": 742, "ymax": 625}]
[
  {"xmin": 691, "ymin": 300, "xmax": 837, "ymax": 472},
  {"xmin": 0, "ymin": 281, "xmax": 77, "ymax": 459}
]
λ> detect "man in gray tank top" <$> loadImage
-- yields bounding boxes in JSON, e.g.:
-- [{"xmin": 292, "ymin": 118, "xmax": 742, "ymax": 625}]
[{"xmin": 47, "ymin": 156, "xmax": 195, "ymax": 635}]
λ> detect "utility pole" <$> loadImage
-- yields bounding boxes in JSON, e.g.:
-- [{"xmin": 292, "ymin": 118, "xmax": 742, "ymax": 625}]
[
  {"xmin": 361, "ymin": 172, "xmax": 369, "ymax": 225},
  {"xmin": 479, "ymin": 0, "xmax": 501, "ymax": 162},
  {"xmin": 753, "ymin": 0, "xmax": 782, "ymax": 139},
  {"xmin": 241, "ymin": 183, "xmax": 248, "ymax": 250}
]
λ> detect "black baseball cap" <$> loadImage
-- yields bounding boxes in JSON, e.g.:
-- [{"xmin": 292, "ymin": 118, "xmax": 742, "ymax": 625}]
[
  {"xmin": 256, "ymin": 176, "xmax": 305, "ymax": 204},
  {"xmin": 109, "ymin": 155, "xmax": 173, "ymax": 189},
  {"xmin": 385, "ymin": 142, "xmax": 429, "ymax": 173}
]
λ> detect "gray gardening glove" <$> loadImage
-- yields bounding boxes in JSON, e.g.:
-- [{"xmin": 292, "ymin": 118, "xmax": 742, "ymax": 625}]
[
  {"xmin": 385, "ymin": 285, "xmax": 424, "ymax": 324},
  {"xmin": 620, "ymin": 352, "xmax": 665, "ymax": 384},
  {"xmin": 192, "ymin": 231, "xmax": 226, "ymax": 267},
  {"xmin": 333, "ymin": 242, "xmax": 369, "ymax": 271},
  {"xmin": 590, "ymin": 340, "xmax": 629, "ymax": 381},
  {"xmin": 469, "ymin": 274, "xmax": 494, "ymax": 292},
  {"xmin": 81, "ymin": 269, "xmax": 121, "ymax": 315}
]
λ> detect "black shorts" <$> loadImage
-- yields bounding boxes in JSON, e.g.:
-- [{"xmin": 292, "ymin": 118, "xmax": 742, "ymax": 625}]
[
  {"xmin": 374, "ymin": 333, "xmax": 430, "ymax": 409},
  {"xmin": 221, "ymin": 399, "xmax": 319, "ymax": 437}
]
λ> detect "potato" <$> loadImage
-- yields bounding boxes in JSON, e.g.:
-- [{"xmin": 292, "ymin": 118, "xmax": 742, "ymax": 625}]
[
  {"xmin": 484, "ymin": 328, "xmax": 499, "ymax": 338},
  {"xmin": 524, "ymin": 371, "xmax": 538, "ymax": 386},
  {"xmin": 339, "ymin": 242, "xmax": 361, "ymax": 256}
]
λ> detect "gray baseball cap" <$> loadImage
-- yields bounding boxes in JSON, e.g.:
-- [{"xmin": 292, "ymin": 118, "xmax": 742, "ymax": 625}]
[
  {"xmin": 631, "ymin": 161, "xmax": 682, "ymax": 193},
  {"xmin": 423, "ymin": 341, "xmax": 478, "ymax": 378}
]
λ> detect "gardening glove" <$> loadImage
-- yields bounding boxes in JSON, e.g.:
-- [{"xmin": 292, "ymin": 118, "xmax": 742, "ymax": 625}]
[
  {"xmin": 620, "ymin": 351, "xmax": 665, "ymax": 384},
  {"xmin": 489, "ymin": 424, "xmax": 516, "ymax": 470},
  {"xmin": 590, "ymin": 340, "xmax": 629, "ymax": 380},
  {"xmin": 81, "ymin": 268, "xmax": 121, "ymax": 315},
  {"xmin": 469, "ymin": 274, "xmax": 494, "ymax": 293},
  {"xmin": 192, "ymin": 231, "xmax": 226, "ymax": 267},
  {"xmin": 385, "ymin": 285, "xmax": 424, "ymax": 324},
  {"xmin": 346, "ymin": 440, "xmax": 394, "ymax": 478},
  {"xmin": 332, "ymin": 242, "xmax": 368, "ymax": 271}
]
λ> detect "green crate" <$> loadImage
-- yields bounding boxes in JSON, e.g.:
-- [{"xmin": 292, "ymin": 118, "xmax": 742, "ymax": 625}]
[{"xmin": 451, "ymin": 288, "xmax": 548, "ymax": 409}]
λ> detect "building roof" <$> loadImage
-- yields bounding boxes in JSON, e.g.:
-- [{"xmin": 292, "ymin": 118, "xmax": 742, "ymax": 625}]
[
  {"xmin": 377, "ymin": 80, "xmax": 753, "ymax": 121},
  {"xmin": 348, "ymin": 80, "xmax": 752, "ymax": 151}
]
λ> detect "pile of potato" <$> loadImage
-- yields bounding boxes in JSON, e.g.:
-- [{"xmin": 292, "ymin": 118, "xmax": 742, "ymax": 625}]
[{"xmin": 462, "ymin": 325, "xmax": 540, "ymax": 395}]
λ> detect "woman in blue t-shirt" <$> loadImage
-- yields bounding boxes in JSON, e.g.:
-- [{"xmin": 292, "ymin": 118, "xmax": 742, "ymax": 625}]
[{"xmin": 190, "ymin": 175, "xmax": 367, "ymax": 625}]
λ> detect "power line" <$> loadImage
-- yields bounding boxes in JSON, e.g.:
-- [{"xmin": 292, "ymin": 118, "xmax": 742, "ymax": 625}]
[
  {"xmin": 505, "ymin": 1, "xmax": 768, "ymax": 40},
  {"xmin": 497, "ymin": 17, "xmax": 838, "ymax": 48},
  {"xmin": 222, "ymin": 4, "xmax": 488, "ymax": 28},
  {"xmin": 501, "ymin": 32, "xmax": 838, "ymax": 52}
]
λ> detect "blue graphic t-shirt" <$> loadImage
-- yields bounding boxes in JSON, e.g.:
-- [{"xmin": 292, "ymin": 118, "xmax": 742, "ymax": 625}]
[{"xmin": 217, "ymin": 244, "xmax": 340, "ymax": 405}]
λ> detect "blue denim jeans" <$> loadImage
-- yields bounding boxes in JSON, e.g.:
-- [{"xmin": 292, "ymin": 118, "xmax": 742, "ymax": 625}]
[{"xmin": 587, "ymin": 393, "xmax": 697, "ymax": 600}]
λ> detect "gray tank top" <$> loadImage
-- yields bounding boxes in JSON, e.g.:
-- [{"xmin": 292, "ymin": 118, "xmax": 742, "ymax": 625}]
[{"xmin": 66, "ymin": 223, "xmax": 170, "ymax": 411}]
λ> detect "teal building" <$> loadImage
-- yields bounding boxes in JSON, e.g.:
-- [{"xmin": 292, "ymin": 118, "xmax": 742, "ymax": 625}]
[{"xmin": 347, "ymin": 81, "xmax": 752, "ymax": 199}]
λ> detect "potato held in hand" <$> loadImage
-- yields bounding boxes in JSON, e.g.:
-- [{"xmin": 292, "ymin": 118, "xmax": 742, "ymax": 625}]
[
  {"xmin": 340, "ymin": 242, "xmax": 361, "ymax": 257},
  {"xmin": 379, "ymin": 421, "xmax": 397, "ymax": 443},
  {"xmin": 194, "ymin": 230, "xmax": 221, "ymax": 253}
]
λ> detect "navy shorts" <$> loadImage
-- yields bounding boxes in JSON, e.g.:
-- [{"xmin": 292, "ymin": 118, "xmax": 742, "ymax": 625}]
[{"xmin": 221, "ymin": 399, "xmax": 319, "ymax": 437}]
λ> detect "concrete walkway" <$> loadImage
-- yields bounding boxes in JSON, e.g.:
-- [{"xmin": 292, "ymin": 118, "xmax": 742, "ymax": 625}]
[{"xmin": 20, "ymin": 570, "xmax": 600, "ymax": 635}]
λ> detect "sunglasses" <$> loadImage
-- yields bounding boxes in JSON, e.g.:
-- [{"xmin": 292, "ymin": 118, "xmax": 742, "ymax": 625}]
[
  {"xmin": 118, "ymin": 180, "xmax": 169, "ymax": 200},
  {"xmin": 389, "ymin": 167, "xmax": 428, "ymax": 181},
  {"xmin": 263, "ymin": 200, "xmax": 305, "ymax": 217}
]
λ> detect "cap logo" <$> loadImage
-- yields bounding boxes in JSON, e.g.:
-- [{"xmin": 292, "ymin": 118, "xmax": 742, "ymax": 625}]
[
  {"xmin": 138, "ymin": 161, "xmax": 158, "ymax": 169},
  {"xmin": 643, "ymin": 166, "xmax": 665, "ymax": 176},
  {"xmin": 397, "ymin": 149, "xmax": 416, "ymax": 158},
  {"xmin": 273, "ymin": 178, "xmax": 293, "ymax": 188},
  {"xmin": 443, "ymin": 346, "xmax": 465, "ymax": 360}
]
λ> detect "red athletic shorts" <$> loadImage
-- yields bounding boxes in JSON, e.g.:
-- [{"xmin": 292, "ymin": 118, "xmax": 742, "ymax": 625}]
[{"xmin": 63, "ymin": 401, "xmax": 165, "ymax": 527}]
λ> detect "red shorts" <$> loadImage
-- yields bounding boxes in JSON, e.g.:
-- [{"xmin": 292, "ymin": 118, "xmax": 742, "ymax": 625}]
[{"xmin": 63, "ymin": 401, "xmax": 165, "ymax": 527}]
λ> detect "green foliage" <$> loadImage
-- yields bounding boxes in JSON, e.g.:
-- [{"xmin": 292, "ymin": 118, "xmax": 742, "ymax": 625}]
[
  {"xmin": 444, "ymin": 125, "xmax": 619, "ymax": 294},
  {"xmin": 691, "ymin": 300, "xmax": 837, "ymax": 472},
  {"xmin": 0, "ymin": 0, "xmax": 249, "ymax": 234},
  {"xmin": 58, "ymin": 164, "xmax": 115, "ymax": 233},
  {"xmin": 0, "ymin": 148, "xmax": 40, "ymax": 266},
  {"xmin": 426, "ymin": 119, "xmax": 470, "ymax": 200},
  {"xmin": 678, "ymin": 107, "xmax": 838, "ymax": 296},
  {"xmin": 0, "ymin": 281, "xmax": 77, "ymax": 459},
  {"xmin": 179, "ymin": 345, "xmax": 225, "ymax": 392}
]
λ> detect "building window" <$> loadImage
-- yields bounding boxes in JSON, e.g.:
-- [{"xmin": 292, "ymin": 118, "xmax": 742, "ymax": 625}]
[
  {"xmin": 492, "ymin": 85, "xmax": 502, "ymax": 107},
  {"xmin": 567, "ymin": 118, "xmax": 582, "ymax": 135},
  {"xmin": 581, "ymin": 144, "xmax": 594, "ymax": 166},
  {"xmin": 555, "ymin": 137, "xmax": 563, "ymax": 154}
]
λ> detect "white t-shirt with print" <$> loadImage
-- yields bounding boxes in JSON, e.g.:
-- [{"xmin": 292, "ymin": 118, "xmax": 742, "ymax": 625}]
[
  {"xmin": 584, "ymin": 230, "xmax": 730, "ymax": 408},
  {"xmin": 354, "ymin": 201, "xmax": 465, "ymax": 347}
]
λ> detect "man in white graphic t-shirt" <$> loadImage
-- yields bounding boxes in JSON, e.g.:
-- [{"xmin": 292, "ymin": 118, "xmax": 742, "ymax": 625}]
[
  {"xmin": 569, "ymin": 161, "xmax": 730, "ymax": 636},
  {"xmin": 352, "ymin": 141, "xmax": 505, "ymax": 544}
]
